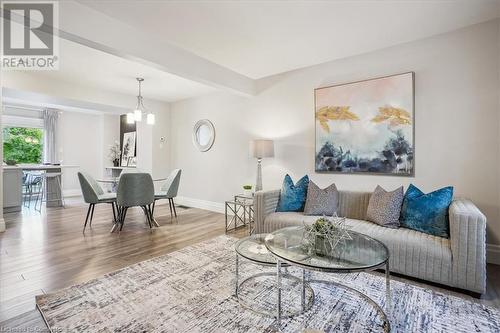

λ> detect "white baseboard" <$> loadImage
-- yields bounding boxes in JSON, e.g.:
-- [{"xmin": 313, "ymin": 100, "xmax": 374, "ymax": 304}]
[
  {"xmin": 0, "ymin": 217, "xmax": 5, "ymax": 232},
  {"xmin": 175, "ymin": 196, "xmax": 226, "ymax": 214},
  {"xmin": 63, "ymin": 189, "xmax": 82, "ymax": 198},
  {"xmin": 487, "ymin": 243, "xmax": 500, "ymax": 265}
]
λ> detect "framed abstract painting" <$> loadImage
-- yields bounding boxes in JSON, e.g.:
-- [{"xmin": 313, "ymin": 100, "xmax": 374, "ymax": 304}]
[{"xmin": 315, "ymin": 72, "xmax": 414, "ymax": 176}]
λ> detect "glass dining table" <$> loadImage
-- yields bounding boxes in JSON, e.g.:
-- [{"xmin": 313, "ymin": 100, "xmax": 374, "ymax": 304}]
[{"xmin": 97, "ymin": 176, "xmax": 167, "ymax": 193}]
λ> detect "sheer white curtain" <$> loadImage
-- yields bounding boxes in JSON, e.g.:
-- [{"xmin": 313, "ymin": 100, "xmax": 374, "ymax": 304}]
[{"xmin": 43, "ymin": 109, "xmax": 59, "ymax": 163}]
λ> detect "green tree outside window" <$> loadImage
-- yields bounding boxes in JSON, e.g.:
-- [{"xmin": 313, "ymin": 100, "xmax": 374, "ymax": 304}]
[{"xmin": 3, "ymin": 127, "xmax": 43, "ymax": 164}]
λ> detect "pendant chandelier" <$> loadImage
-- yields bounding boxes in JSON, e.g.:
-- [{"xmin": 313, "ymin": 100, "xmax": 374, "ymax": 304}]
[{"xmin": 127, "ymin": 77, "xmax": 155, "ymax": 125}]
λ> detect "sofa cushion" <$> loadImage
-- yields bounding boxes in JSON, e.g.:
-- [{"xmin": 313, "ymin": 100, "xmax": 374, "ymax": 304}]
[
  {"xmin": 366, "ymin": 185, "xmax": 404, "ymax": 228},
  {"xmin": 303, "ymin": 181, "xmax": 338, "ymax": 216},
  {"xmin": 337, "ymin": 191, "xmax": 371, "ymax": 220},
  {"xmin": 276, "ymin": 174, "xmax": 309, "ymax": 212},
  {"xmin": 400, "ymin": 184, "xmax": 453, "ymax": 238}
]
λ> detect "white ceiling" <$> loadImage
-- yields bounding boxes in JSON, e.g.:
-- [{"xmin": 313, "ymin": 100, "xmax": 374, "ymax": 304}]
[
  {"xmin": 31, "ymin": 38, "xmax": 216, "ymax": 102},
  {"xmin": 80, "ymin": 0, "xmax": 500, "ymax": 79}
]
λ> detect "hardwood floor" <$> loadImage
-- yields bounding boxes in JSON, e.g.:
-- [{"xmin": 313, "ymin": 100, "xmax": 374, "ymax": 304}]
[{"xmin": 0, "ymin": 197, "xmax": 498, "ymax": 331}]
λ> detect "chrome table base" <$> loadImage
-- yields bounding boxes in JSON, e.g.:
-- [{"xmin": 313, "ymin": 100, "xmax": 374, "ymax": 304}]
[
  {"xmin": 235, "ymin": 255, "xmax": 315, "ymax": 318},
  {"xmin": 274, "ymin": 259, "xmax": 391, "ymax": 332}
]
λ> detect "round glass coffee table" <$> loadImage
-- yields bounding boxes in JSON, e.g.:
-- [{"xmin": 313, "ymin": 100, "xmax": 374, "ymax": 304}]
[
  {"xmin": 264, "ymin": 226, "xmax": 391, "ymax": 332},
  {"xmin": 234, "ymin": 234, "xmax": 314, "ymax": 317}
]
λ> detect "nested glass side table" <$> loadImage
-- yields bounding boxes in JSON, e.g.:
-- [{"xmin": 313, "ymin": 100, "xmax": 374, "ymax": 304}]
[
  {"xmin": 225, "ymin": 193, "xmax": 255, "ymax": 235},
  {"xmin": 234, "ymin": 234, "xmax": 314, "ymax": 318}
]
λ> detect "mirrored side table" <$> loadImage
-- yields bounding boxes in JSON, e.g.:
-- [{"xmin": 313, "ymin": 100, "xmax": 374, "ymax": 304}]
[{"xmin": 225, "ymin": 193, "xmax": 255, "ymax": 235}]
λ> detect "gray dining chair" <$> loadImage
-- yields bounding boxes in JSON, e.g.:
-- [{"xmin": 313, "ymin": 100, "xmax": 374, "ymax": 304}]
[
  {"xmin": 113, "ymin": 173, "xmax": 155, "ymax": 233},
  {"xmin": 153, "ymin": 169, "xmax": 182, "ymax": 218},
  {"xmin": 78, "ymin": 172, "xmax": 117, "ymax": 233}
]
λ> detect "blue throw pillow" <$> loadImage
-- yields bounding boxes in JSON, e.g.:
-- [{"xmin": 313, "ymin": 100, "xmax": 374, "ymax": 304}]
[
  {"xmin": 400, "ymin": 184, "xmax": 453, "ymax": 238},
  {"xmin": 276, "ymin": 174, "xmax": 309, "ymax": 212}
]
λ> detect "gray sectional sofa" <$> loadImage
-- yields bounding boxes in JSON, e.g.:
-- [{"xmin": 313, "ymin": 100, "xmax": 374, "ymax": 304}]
[{"xmin": 254, "ymin": 189, "xmax": 487, "ymax": 294}]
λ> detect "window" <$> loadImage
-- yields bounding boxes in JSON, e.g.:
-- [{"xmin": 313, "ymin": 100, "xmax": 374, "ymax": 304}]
[{"xmin": 3, "ymin": 127, "xmax": 43, "ymax": 164}]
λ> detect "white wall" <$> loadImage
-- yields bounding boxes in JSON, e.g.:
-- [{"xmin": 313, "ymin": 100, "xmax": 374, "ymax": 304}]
[
  {"xmin": 170, "ymin": 20, "xmax": 500, "ymax": 245},
  {"xmin": 101, "ymin": 114, "xmax": 120, "ymax": 171},
  {"xmin": 152, "ymin": 107, "xmax": 171, "ymax": 178},
  {"xmin": 57, "ymin": 111, "xmax": 120, "ymax": 195}
]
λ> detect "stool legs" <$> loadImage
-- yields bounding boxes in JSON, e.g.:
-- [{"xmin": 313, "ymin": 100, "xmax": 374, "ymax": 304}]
[
  {"xmin": 55, "ymin": 175, "xmax": 65, "ymax": 208},
  {"xmin": 35, "ymin": 173, "xmax": 65, "ymax": 211}
]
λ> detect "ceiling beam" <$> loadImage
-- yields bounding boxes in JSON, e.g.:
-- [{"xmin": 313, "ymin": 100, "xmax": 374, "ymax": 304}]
[
  {"xmin": 2, "ymin": 1, "xmax": 256, "ymax": 96},
  {"xmin": 2, "ymin": 88, "xmax": 128, "ymax": 115}
]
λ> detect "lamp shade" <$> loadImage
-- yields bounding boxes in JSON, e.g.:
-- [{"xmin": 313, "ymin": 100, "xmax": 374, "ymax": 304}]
[{"xmin": 250, "ymin": 139, "xmax": 274, "ymax": 159}]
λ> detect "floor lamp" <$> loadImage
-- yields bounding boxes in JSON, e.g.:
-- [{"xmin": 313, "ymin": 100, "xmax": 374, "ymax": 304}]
[{"xmin": 250, "ymin": 139, "xmax": 274, "ymax": 192}]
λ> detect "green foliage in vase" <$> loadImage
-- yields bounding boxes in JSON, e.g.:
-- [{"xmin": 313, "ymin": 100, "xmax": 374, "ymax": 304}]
[
  {"xmin": 3, "ymin": 127, "xmax": 43, "ymax": 164},
  {"xmin": 310, "ymin": 217, "xmax": 336, "ymax": 234},
  {"xmin": 243, "ymin": 185, "xmax": 252, "ymax": 190}
]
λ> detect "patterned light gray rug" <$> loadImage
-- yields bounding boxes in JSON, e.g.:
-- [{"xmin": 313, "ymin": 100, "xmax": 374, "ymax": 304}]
[{"xmin": 36, "ymin": 236, "xmax": 499, "ymax": 332}]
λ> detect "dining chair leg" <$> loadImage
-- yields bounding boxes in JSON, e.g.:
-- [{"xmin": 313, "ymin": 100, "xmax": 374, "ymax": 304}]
[
  {"xmin": 111, "ymin": 202, "xmax": 117, "ymax": 223},
  {"xmin": 172, "ymin": 198, "xmax": 178, "ymax": 217},
  {"xmin": 120, "ymin": 207, "xmax": 128, "ymax": 231},
  {"xmin": 149, "ymin": 204, "xmax": 160, "ymax": 227},
  {"xmin": 89, "ymin": 204, "xmax": 95, "ymax": 228},
  {"xmin": 83, "ymin": 204, "xmax": 92, "ymax": 233},
  {"xmin": 110, "ymin": 205, "xmax": 121, "ymax": 233},
  {"xmin": 144, "ymin": 206, "xmax": 152, "ymax": 229},
  {"xmin": 141, "ymin": 206, "xmax": 150, "ymax": 226},
  {"xmin": 168, "ymin": 198, "xmax": 173, "ymax": 218}
]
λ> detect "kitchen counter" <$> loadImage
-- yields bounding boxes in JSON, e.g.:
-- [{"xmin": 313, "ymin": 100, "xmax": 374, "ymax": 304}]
[{"xmin": 3, "ymin": 164, "xmax": 79, "ymax": 213}]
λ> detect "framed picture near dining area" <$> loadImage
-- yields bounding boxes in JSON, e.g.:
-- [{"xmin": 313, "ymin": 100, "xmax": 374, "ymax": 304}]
[
  {"xmin": 315, "ymin": 72, "xmax": 414, "ymax": 176},
  {"xmin": 121, "ymin": 131, "xmax": 136, "ymax": 167}
]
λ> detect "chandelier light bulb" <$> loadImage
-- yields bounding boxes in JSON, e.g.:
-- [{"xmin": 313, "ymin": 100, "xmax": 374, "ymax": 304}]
[
  {"xmin": 126, "ymin": 112, "xmax": 135, "ymax": 124},
  {"xmin": 134, "ymin": 109, "xmax": 142, "ymax": 121},
  {"xmin": 147, "ymin": 113, "xmax": 155, "ymax": 125}
]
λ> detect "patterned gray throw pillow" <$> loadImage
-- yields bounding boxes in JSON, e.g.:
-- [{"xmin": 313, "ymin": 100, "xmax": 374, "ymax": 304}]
[
  {"xmin": 366, "ymin": 185, "xmax": 404, "ymax": 228},
  {"xmin": 304, "ymin": 181, "xmax": 339, "ymax": 216}
]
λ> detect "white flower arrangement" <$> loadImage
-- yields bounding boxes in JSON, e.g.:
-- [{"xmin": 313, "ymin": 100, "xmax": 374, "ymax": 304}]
[{"xmin": 108, "ymin": 141, "xmax": 121, "ymax": 165}]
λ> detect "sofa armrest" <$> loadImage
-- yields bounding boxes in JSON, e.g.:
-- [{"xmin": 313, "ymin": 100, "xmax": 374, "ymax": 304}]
[
  {"xmin": 254, "ymin": 190, "xmax": 280, "ymax": 234},
  {"xmin": 449, "ymin": 198, "xmax": 487, "ymax": 293}
]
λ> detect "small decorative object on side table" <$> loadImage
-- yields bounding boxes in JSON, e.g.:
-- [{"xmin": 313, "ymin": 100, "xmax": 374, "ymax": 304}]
[
  {"xmin": 225, "ymin": 193, "xmax": 255, "ymax": 235},
  {"xmin": 242, "ymin": 184, "xmax": 253, "ymax": 197}
]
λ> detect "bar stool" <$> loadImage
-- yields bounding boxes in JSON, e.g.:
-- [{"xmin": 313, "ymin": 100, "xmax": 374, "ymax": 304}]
[
  {"xmin": 22, "ymin": 172, "xmax": 30, "ymax": 207},
  {"xmin": 35, "ymin": 172, "xmax": 65, "ymax": 211},
  {"xmin": 23, "ymin": 171, "xmax": 43, "ymax": 208}
]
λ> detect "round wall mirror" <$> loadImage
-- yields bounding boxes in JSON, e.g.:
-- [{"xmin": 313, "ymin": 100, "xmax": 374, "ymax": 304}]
[{"xmin": 193, "ymin": 119, "xmax": 215, "ymax": 152}]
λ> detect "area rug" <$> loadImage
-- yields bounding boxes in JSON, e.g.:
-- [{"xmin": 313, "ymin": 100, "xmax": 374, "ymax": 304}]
[{"xmin": 36, "ymin": 236, "xmax": 500, "ymax": 332}]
